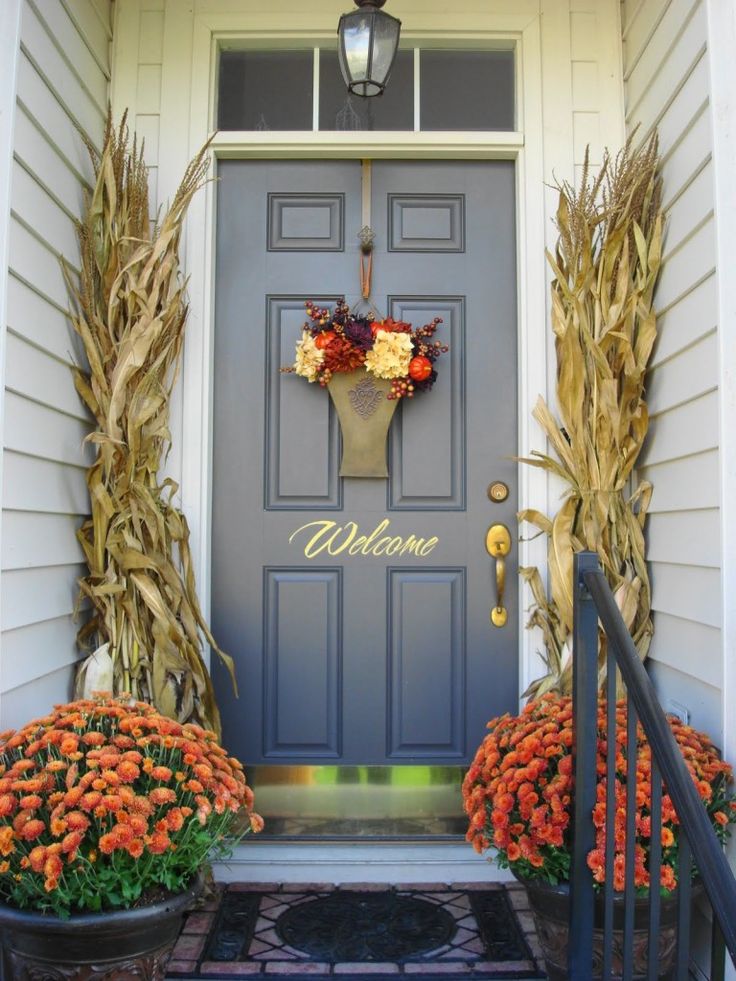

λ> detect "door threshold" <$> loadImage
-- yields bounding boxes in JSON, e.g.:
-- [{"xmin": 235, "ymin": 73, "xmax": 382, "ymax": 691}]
[{"xmin": 213, "ymin": 840, "xmax": 511, "ymax": 885}]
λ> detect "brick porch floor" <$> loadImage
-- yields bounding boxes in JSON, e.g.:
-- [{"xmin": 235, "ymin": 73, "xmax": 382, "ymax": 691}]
[{"xmin": 165, "ymin": 881, "xmax": 547, "ymax": 980}]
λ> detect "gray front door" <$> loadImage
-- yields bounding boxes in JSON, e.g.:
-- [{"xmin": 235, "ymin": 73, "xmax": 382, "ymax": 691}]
[{"xmin": 211, "ymin": 160, "xmax": 517, "ymax": 771}]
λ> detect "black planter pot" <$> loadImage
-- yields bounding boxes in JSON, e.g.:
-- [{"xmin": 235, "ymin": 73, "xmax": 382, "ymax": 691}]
[
  {"xmin": 517, "ymin": 874, "xmax": 689, "ymax": 981},
  {"xmin": 0, "ymin": 875, "xmax": 202, "ymax": 981}
]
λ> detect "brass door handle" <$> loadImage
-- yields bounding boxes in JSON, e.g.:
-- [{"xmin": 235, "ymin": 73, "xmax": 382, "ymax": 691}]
[{"xmin": 485, "ymin": 524, "xmax": 511, "ymax": 627}]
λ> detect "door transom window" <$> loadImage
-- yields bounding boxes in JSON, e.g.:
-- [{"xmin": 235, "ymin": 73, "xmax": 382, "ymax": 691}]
[{"xmin": 217, "ymin": 47, "xmax": 516, "ymax": 133}]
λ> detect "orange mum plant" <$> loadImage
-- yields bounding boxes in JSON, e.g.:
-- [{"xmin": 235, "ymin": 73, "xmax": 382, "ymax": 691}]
[
  {"xmin": 0, "ymin": 695, "xmax": 262, "ymax": 917},
  {"xmin": 463, "ymin": 695, "xmax": 736, "ymax": 892}
]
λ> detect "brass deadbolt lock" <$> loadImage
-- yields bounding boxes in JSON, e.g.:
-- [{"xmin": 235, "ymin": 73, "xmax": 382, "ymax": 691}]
[{"xmin": 487, "ymin": 481, "xmax": 509, "ymax": 503}]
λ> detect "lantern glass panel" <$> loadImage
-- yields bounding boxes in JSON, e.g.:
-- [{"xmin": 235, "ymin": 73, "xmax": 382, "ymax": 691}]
[
  {"xmin": 341, "ymin": 12, "xmax": 372, "ymax": 83},
  {"xmin": 369, "ymin": 14, "xmax": 401, "ymax": 87}
]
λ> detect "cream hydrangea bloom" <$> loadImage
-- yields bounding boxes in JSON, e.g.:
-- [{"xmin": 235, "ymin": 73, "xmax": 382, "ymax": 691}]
[
  {"xmin": 365, "ymin": 329, "xmax": 413, "ymax": 380},
  {"xmin": 293, "ymin": 330, "xmax": 324, "ymax": 382}
]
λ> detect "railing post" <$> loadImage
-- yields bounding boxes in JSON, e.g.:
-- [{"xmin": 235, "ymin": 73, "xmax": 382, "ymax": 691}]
[{"xmin": 569, "ymin": 551, "xmax": 600, "ymax": 978}]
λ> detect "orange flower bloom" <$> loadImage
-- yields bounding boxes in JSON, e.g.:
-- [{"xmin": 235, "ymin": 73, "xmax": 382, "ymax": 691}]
[
  {"xmin": 80, "ymin": 792, "xmax": 102, "ymax": 812},
  {"xmin": 117, "ymin": 761, "xmax": 140, "ymax": 783},
  {"xmin": 60, "ymin": 736, "xmax": 79, "ymax": 756},
  {"xmin": 128, "ymin": 814, "xmax": 148, "ymax": 836},
  {"xmin": 64, "ymin": 787, "xmax": 83, "ymax": 807},
  {"xmin": 81, "ymin": 732, "xmax": 106, "ymax": 747},
  {"xmin": 0, "ymin": 794, "xmax": 17, "ymax": 817},
  {"xmin": 165, "ymin": 808, "xmax": 185, "ymax": 833},
  {"xmin": 65, "ymin": 811, "xmax": 90, "ymax": 832},
  {"xmin": 44, "ymin": 853, "xmax": 63, "ymax": 880},
  {"xmin": 146, "ymin": 831, "xmax": 170, "ymax": 854},
  {"xmin": 61, "ymin": 830, "xmax": 84, "ymax": 855},
  {"xmin": 149, "ymin": 788, "xmax": 176, "ymax": 806},
  {"xmin": 0, "ymin": 827, "xmax": 16, "ymax": 856},
  {"xmin": 98, "ymin": 832, "xmax": 118, "ymax": 855},
  {"xmin": 20, "ymin": 819, "xmax": 45, "ymax": 842},
  {"xmin": 131, "ymin": 796, "xmax": 153, "ymax": 816},
  {"xmin": 50, "ymin": 817, "xmax": 67, "ymax": 837}
]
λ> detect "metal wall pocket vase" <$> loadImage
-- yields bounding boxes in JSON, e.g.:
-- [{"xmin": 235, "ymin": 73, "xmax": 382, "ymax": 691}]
[{"xmin": 327, "ymin": 369, "xmax": 397, "ymax": 478}]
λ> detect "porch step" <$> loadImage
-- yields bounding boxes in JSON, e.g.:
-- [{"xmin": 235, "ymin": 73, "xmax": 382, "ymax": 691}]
[{"xmin": 212, "ymin": 842, "xmax": 513, "ymax": 885}]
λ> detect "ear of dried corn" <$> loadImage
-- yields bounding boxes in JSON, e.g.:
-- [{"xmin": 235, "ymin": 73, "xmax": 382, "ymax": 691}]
[
  {"xmin": 520, "ymin": 133, "xmax": 663, "ymax": 698},
  {"xmin": 65, "ymin": 113, "xmax": 235, "ymax": 735}
]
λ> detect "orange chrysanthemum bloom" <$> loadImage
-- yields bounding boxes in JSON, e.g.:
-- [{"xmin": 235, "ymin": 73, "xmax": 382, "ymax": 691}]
[
  {"xmin": 0, "ymin": 794, "xmax": 17, "ymax": 818},
  {"xmin": 80, "ymin": 791, "xmax": 102, "ymax": 813},
  {"xmin": 165, "ymin": 808, "xmax": 185, "ymax": 833},
  {"xmin": 146, "ymin": 831, "xmax": 171, "ymax": 855},
  {"xmin": 0, "ymin": 826, "xmax": 16, "ymax": 856},
  {"xmin": 20, "ymin": 819, "xmax": 45, "ymax": 842},
  {"xmin": 117, "ymin": 761, "xmax": 140, "ymax": 783},
  {"xmin": 28, "ymin": 846, "xmax": 46, "ymax": 873},
  {"xmin": 149, "ymin": 787, "xmax": 176, "ymax": 806},
  {"xmin": 65, "ymin": 811, "xmax": 90, "ymax": 832},
  {"xmin": 61, "ymin": 830, "xmax": 84, "ymax": 855},
  {"xmin": 81, "ymin": 732, "xmax": 106, "ymax": 747}
]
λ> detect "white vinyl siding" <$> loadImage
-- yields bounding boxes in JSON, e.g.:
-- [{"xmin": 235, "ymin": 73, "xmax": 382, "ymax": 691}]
[
  {"xmin": 1, "ymin": 0, "xmax": 112, "ymax": 728},
  {"xmin": 622, "ymin": 0, "xmax": 722, "ymax": 735}
]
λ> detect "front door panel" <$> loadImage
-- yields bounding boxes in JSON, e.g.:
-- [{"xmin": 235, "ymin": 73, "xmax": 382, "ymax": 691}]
[{"xmin": 211, "ymin": 160, "xmax": 518, "ymax": 780}]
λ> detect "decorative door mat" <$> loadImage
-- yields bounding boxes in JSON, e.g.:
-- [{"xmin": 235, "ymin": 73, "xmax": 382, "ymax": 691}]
[{"xmin": 166, "ymin": 883, "xmax": 545, "ymax": 980}]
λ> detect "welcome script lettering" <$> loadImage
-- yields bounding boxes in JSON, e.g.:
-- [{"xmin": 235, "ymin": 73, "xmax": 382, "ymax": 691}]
[{"xmin": 289, "ymin": 519, "xmax": 439, "ymax": 559}]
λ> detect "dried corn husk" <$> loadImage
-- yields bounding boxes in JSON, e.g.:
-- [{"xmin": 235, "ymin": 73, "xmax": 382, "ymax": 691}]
[
  {"xmin": 520, "ymin": 133, "xmax": 663, "ymax": 698},
  {"xmin": 65, "ymin": 112, "xmax": 235, "ymax": 735}
]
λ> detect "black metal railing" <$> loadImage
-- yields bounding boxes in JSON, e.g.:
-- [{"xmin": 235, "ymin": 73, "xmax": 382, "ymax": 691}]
[{"xmin": 569, "ymin": 551, "xmax": 736, "ymax": 980}]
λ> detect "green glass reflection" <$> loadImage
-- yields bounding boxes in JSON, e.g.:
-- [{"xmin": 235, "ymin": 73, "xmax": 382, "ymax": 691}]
[{"xmin": 244, "ymin": 765, "xmax": 468, "ymax": 839}]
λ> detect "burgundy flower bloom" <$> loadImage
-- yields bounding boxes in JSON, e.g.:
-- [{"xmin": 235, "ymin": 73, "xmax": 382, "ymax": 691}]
[{"xmin": 343, "ymin": 318, "xmax": 374, "ymax": 350}]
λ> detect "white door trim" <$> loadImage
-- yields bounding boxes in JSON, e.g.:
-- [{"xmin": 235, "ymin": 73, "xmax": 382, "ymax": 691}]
[{"xmin": 170, "ymin": 9, "xmax": 549, "ymax": 704}]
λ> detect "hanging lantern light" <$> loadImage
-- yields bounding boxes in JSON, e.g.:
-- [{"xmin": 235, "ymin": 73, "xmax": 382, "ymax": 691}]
[{"xmin": 337, "ymin": 0, "xmax": 402, "ymax": 98}]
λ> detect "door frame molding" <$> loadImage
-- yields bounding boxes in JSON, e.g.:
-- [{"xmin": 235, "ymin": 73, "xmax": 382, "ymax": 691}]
[{"xmin": 153, "ymin": 7, "xmax": 550, "ymax": 701}]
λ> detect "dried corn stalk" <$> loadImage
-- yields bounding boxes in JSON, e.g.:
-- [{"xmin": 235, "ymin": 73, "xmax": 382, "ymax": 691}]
[
  {"xmin": 65, "ymin": 113, "xmax": 235, "ymax": 735},
  {"xmin": 520, "ymin": 133, "xmax": 663, "ymax": 698}
]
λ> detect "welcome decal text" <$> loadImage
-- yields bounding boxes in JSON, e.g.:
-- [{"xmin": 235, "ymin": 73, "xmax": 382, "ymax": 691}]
[{"xmin": 289, "ymin": 519, "xmax": 439, "ymax": 559}]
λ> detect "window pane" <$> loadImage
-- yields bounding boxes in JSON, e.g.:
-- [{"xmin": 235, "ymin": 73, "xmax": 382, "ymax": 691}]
[
  {"xmin": 218, "ymin": 51, "xmax": 313, "ymax": 131},
  {"xmin": 319, "ymin": 50, "xmax": 414, "ymax": 131},
  {"xmin": 420, "ymin": 50, "xmax": 515, "ymax": 131}
]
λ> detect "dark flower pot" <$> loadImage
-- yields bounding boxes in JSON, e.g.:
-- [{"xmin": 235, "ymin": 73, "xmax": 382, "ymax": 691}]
[
  {"xmin": 0, "ymin": 875, "xmax": 202, "ymax": 980},
  {"xmin": 517, "ymin": 874, "xmax": 692, "ymax": 981}
]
